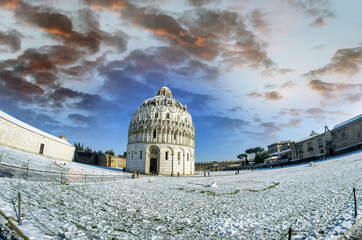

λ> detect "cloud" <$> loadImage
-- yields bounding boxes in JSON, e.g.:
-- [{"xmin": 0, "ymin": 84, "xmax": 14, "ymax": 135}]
[
  {"xmin": 247, "ymin": 9, "xmax": 269, "ymax": 33},
  {"xmin": 172, "ymin": 88, "xmax": 217, "ymax": 110},
  {"xmin": 260, "ymin": 118, "xmax": 302, "ymax": 133},
  {"xmin": 83, "ymin": 0, "xmax": 126, "ymax": 10},
  {"xmin": 305, "ymin": 46, "xmax": 362, "ymax": 77},
  {"xmin": 186, "ymin": 0, "xmax": 218, "ymax": 6},
  {"xmin": 247, "ymin": 91, "xmax": 263, "ymax": 98},
  {"xmin": 247, "ymin": 90, "xmax": 283, "ymax": 101},
  {"xmin": 0, "ymin": 30, "xmax": 22, "ymax": 52},
  {"xmin": 309, "ymin": 79, "xmax": 362, "ymax": 103},
  {"xmin": 265, "ymin": 91, "xmax": 283, "ymax": 101},
  {"xmin": 280, "ymin": 80, "xmax": 298, "ymax": 88},
  {"xmin": 279, "ymin": 107, "xmax": 345, "ymax": 121},
  {"xmin": 289, "ymin": 0, "xmax": 335, "ymax": 27},
  {"xmin": 11, "ymin": 1, "xmax": 127, "ymax": 53},
  {"xmin": 228, "ymin": 106, "xmax": 244, "ymax": 112},
  {"xmin": 279, "ymin": 118, "xmax": 302, "ymax": 128},
  {"xmin": 196, "ymin": 115, "xmax": 249, "ymax": 132},
  {"xmin": 279, "ymin": 108, "xmax": 302, "ymax": 117},
  {"xmin": 0, "ymin": 0, "xmax": 21, "ymax": 9}
]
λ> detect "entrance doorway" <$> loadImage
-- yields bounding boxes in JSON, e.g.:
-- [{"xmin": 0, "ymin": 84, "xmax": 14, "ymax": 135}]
[
  {"xmin": 149, "ymin": 146, "xmax": 160, "ymax": 174},
  {"xmin": 150, "ymin": 158, "xmax": 158, "ymax": 174}
]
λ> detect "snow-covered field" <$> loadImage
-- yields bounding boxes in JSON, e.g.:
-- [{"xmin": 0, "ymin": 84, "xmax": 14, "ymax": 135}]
[{"xmin": 1, "ymin": 145, "xmax": 362, "ymax": 239}]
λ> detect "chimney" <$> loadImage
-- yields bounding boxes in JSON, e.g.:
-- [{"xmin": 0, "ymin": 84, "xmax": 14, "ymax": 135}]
[{"xmin": 59, "ymin": 136, "xmax": 67, "ymax": 141}]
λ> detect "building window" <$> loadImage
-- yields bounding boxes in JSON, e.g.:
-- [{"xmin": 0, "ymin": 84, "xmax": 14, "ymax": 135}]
[
  {"xmin": 341, "ymin": 132, "xmax": 347, "ymax": 140},
  {"xmin": 39, "ymin": 143, "xmax": 45, "ymax": 154},
  {"xmin": 153, "ymin": 130, "xmax": 156, "ymax": 138},
  {"xmin": 178, "ymin": 152, "xmax": 180, "ymax": 160},
  {"xmin": 174, "ymin": 134, "xmax": 177, "ymax": 140},
  {"xmin": 307, "ymin": 142, "xmax": 313, "ymax": 151},
  {"xmin": 166, "ymin": 113, "xmax": 170, "ymax": 119},
  {"xmin": 165, "ymin": 151, "xmax": 168, "ymax": 160},
  {"xmin": 318, "ymin": 139, "xmax": 323, "ymax": 148},
  {"xmin": 155, "ymin": 113, "xmax": 158, "ymax": 119},
  {"xmin": 187, "ymin": 153, "xmax": 189, "ymax": 161},
  {"xmin": 140, "ymin": 151, "xmax": 142, "ymax": 159}
]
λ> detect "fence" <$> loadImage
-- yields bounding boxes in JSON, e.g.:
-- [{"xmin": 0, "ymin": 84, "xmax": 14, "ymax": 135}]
[{"xmin": 0, "ymin": 160, "xmax": 131, "ymax": 184}]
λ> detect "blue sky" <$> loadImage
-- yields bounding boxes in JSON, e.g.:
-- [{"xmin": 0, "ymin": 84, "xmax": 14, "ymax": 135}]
[{"xmin": 0, "ymin": 0, "xmax": 361, "ymax": 162}]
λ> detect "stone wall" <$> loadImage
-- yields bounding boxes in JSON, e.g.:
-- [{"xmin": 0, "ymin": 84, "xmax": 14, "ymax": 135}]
[
  {"xmin": 0, "ymin": 111, "xmax": 75, "ymax": 162},
  {"xmin": 74, "ymin": 151, "xmax": 126, "ymax": 169}
]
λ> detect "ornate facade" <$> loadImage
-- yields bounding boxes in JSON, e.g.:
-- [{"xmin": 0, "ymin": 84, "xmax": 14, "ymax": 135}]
[{"xmin": 126, "ymin": 86, "xmax": 195, "ymax": 175}]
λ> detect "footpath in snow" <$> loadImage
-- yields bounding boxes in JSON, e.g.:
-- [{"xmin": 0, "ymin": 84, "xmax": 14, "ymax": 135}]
[{"xmin": 0, "ymin": 145, "xmax": 362, "ymax": 239}]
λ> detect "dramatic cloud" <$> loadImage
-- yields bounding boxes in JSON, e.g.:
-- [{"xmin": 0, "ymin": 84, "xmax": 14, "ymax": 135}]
[
  {"xmin": 9, "ymin": 1, "xmax": 127, "ymax": 53},
  {"xmin": 83, "ymin": 0, "xmax": 126, "ymax": 10},
  {"xmin": 0, "ymin": 30, "xmax": 22, "ymax": 52},
  {"xmin": 289, "ymin": 0, "xmax": 335, "ymax": 27},
  {"xmin": 306, "ymin": 46, "xmax": 362, "ymax": 77},
  {"xmin": 309, "ymin": 79, "xmax": 362, "ymax": 102}
]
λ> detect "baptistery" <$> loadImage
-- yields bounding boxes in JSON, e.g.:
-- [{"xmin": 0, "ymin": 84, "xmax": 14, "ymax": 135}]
[{"xmin": 126, "ymin": 86, "xmax": 195, "ymax": 175}]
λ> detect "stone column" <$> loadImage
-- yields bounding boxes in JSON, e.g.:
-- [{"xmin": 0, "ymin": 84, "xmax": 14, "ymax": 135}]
[
  {"xmin": 183, "ymin": 153, "xmax": 185, "ymax": 175},
  {"xmin": 171, "ymin": 153, "xmax": 174, "ymax": 175}
]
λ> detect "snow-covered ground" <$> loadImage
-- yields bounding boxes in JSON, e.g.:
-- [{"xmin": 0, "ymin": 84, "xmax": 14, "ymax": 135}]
[{"xmin": 0, "ymin": 145, "xmax": 362, "ymax": 239}]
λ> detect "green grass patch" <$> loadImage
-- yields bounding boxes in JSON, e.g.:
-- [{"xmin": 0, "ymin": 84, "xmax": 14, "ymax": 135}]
[{"xmin": 244, "ymin": 182, "xmax": 280, "ymax": 192}]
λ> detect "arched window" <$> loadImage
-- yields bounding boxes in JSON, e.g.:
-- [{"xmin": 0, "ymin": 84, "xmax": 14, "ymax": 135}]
[
  {"xmin": 165, "ymin": 151, "xmax": 168, "ymax": 160},
  {"xmin": 174, "ymin": 134, "xmax": 177, "ymax": 140},
  {"xmin": 178, "ymin": 152, "xmax": 180, "ymax": 160},
  {"xmin": 140, "ymin": 151, "xmax": 143, "ymax": 159},
  {"xmin": 153, "ymin": 130, "xmax": 156, "ymax": 138},
  {"xmin": 155, "ymin": 113, "xmax": 158, "ymax": 118},
  {"xmin": 166, "ymin": 113, "xmax": 170, "ymax": 119},
  {"xmin": 187, "ymin": 153, "xmax": 189, "ymax": 161},
  {"xmin": 151, "ymin": 148, "xmax": 158, "ymax": 155}
]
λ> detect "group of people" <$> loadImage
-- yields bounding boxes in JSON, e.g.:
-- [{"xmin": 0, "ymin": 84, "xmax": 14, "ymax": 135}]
[
  {"xmin": 132, "ymin": 171, "xmax": 140, "ymax": 179},
  {"xmin": 203, "ymin": 171, "xmax": 211, "ymax": 177}
]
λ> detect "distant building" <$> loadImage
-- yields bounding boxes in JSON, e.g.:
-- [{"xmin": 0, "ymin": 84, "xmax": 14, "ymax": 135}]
[
  {"xmin": 74, "ymin": 151, "xmax": 126, "ymax": 169},
  {"xmin": 264, "ymin": 141, "xmax": 292, "ymax": 164},
  {"xmin": 291, "ymin": 114, "xmax": 362, "ymax": 162},
  {"xmin": 330, "ymin": 114, "xmax": 362, "ymax": 154},
  {"xmin": 125, "ymin": 86, "xmax": 195, "ymax": 175},
  {"xmin": 0, "ymin": 110, "xmax": 75, "ymax": 161}
]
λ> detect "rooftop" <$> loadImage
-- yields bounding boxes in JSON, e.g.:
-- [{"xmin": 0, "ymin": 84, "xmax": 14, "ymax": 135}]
[{"xmin": 0, "ymin": 110, "xmax": 72, "ymax": 146}]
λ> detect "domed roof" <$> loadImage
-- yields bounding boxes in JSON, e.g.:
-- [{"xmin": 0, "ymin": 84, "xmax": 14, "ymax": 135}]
[
  {"xmin": 157, "ymin": 86, "xmax": 173, "ymax": 98},
  {"xmin": 141, "ymin": 86, "xmax": 187, "ymax": 111}
]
